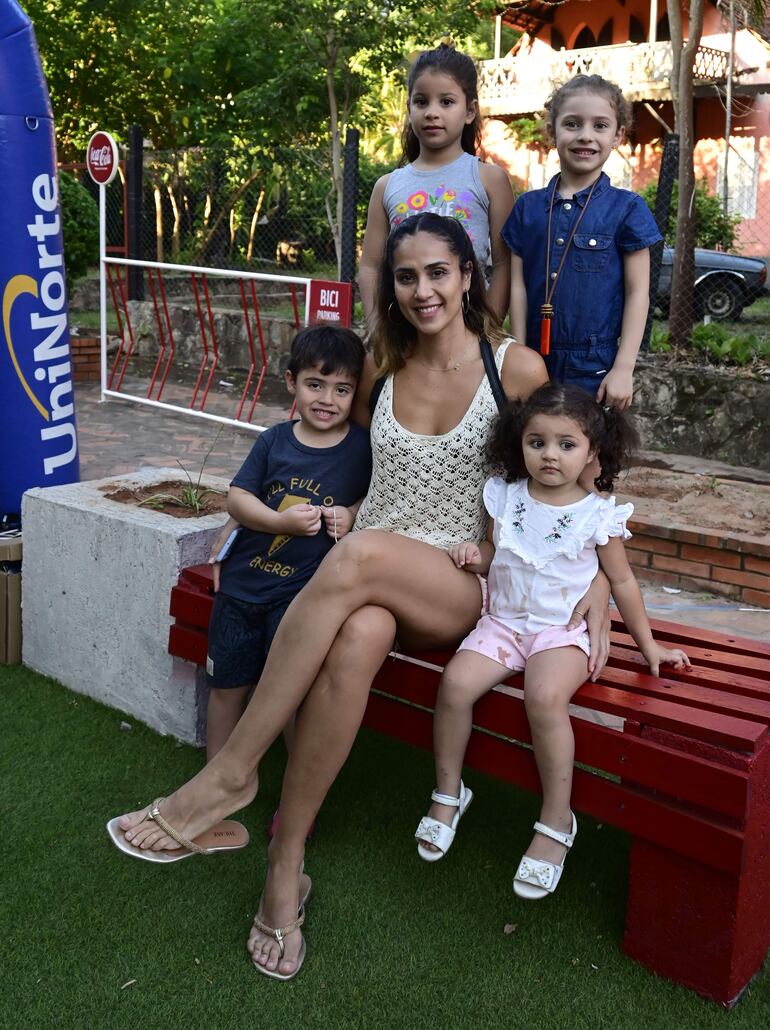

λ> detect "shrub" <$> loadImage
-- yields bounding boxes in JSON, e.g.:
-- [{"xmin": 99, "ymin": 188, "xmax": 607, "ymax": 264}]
[
  {"xmin": 690, "ymin": 322, "xmax": 768, "ymax": 366},
  {"xmin": 59, "ymin": 173, "xmax": 99, "ymax": 291},
  {"xmin": 639, "ymin": 179, "xmax": 741, "ymax": 251}
]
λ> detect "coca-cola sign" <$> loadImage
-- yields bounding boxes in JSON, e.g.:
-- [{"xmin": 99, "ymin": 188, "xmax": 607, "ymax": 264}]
[{"xmin": 86, "ymin": 131, "xmax": 118, "ymax": 185}]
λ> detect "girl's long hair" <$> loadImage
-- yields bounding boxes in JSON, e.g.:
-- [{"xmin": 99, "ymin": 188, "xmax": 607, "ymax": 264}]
[
  {"xmin": 400, "ymin": 44, "xmax": 482, "ymax": 165},
  {"xmin": 486, "ymin": 384, "xmax": 639, "ymax": 493},
  {"xmin": 371, "ymin": 212, "xmax": 504, "ymax": 377}
]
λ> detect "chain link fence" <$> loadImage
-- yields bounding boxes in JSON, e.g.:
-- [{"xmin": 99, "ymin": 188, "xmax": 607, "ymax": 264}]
[{"xmin": 141, "ymin": 144, "xmax": 339, "ymax": 278}]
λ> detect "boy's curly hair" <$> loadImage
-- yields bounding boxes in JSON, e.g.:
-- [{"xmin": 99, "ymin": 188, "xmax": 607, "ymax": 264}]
[{"xmin": 486, "ymin": 384, "xmax": 639, "ymax": 493}]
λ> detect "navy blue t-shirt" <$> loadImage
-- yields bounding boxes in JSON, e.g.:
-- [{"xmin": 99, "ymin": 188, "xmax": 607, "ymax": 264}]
[{"xmin": 219, "ymin": 420, "xmax": 372, "ymax": 605}]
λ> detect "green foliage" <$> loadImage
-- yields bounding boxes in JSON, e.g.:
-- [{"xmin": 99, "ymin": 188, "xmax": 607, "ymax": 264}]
[
  {"xmin": 648, "ymin": 325, "xmax": 671, "ymax": 353},
  {"xmin": 639, "ymin": 179, "xmax": 741, "ymax": 250},
  {"xmin": 690, "ymin": 322, "xmax": 770, "ymax": 366},
  {"xmin": 58, "ymin": 173, "xmax": 99, "ymax": 290},
  {"xmin": 505, "ymin": 116, "xmax": 547, "ymax": 147}
]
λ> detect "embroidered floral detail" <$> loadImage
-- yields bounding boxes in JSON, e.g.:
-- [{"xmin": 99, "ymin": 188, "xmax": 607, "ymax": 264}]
[
  {"xmin": 510, "ymin": 499, "xmax": 526, "ymax": 534},
  {"xmin": 407, "ymin": 190, "xmax": 428, "ymax": 210},
  {"xmin": 546, "ymin": 512, "xmax": 574, "ymax": 543},
  {"xmin": 442, "ymin": 188, "xmax": 456, "ymax": 201},
  {"xmin": 453, "ymin": 206, "xmax": 470, "ymax": 221},
  {"xmin": 395, "ymin": 201, "xmax": 408, "ymax": 215}
]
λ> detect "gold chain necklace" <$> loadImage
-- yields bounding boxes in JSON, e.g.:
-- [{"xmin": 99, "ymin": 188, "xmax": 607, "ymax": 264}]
[{"xmin": 412, "ymin": 347, "xmax": 478, "ymax": 373}]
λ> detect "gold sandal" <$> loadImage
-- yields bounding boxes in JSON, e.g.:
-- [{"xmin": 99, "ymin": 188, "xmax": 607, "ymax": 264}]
[
  {"xmin": 106, "ymin": 797, "xmax": 250, "ymax": 863},
  {"xmin": 250, "ymin": 876, "xmax": 312, "ymax": 981}
]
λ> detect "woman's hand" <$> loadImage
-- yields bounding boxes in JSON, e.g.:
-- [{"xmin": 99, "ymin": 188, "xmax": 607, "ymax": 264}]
[
  {"xmin": 567, "ymin": 570, "xmax": 611, "ymax": 681},
  {"xmin": 322, "ymin": 505, "xmax": 356, "ymax": 541}
]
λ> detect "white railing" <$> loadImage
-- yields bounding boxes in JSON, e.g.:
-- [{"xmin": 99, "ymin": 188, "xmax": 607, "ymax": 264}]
[{"xmin": 479, "ymin": 41, "xmax": 730, "ymax": 116}]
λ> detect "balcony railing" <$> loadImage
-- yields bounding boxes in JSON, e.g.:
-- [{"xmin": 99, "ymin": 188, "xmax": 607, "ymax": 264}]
[{"xmin": 479, "ymin": 41, "xmax": 730, "ymax": 117}]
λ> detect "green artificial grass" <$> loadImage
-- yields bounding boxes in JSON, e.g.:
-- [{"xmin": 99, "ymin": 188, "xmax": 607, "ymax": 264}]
[{"xmin": 1, "ymin": 665, "xmax": 768, "ymax": 1028}]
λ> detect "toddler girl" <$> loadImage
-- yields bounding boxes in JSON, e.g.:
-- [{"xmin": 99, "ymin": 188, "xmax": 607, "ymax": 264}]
[
  {"xmin": 415, "ymin": 384, "xmax": 688, "ymax": 899},
  {"xmin": 360, "ymin": 43, "xmax": 512, "ymax": 323},
  {"xmin": 505, "ymin": 75, "xmax": 662, "ymax": 410}
]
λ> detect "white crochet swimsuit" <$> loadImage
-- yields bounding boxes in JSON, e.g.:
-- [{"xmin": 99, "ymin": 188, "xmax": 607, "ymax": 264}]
[{"xmin": 354, "ymin": 341, "xmax": 511, "ymax": 549}]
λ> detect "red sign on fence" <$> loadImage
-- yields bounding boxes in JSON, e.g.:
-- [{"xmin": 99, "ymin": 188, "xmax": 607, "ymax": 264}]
[
  {"xmin": 308, "ymin": 280, "xmax": 353, "ymax": 327},
  {"xmin": 86, "ymin": 131, "xmax": 119, "ymax": 185}
]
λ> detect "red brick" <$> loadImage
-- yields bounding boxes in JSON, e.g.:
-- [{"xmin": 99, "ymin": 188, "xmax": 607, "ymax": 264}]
[
  {"xmin": 712, "ymin": 567, "xmax": 770, "ymax": 591},
  {"xmin": 632, "ymin": 533, "xmax": 678, "ymax": 556},
  {"xmin": 651, "ymin": 554, "xmax": 711, "ymax": 578},
  {"xmin": 680, "ymin": 544, "xmax": 741, "ymax": 569},
  {"xmin": 634, "ymin": 567, "xmax": 740, "ymax": 599},
  {"xmin": 743, "ymin": 555, "xmax": 770, "ymax": 576},
  {"xmin": 626, "ymin": 547, "xmax": 650, "ymax": 567},
  {"xmin": 740, "ymin": 588, "xmax": 770, "ymax": 608}
]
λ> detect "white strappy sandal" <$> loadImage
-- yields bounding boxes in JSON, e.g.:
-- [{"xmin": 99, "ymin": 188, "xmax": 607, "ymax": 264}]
[
  {"xmin": 415, "ymin": 782, "xmax": 474, "ymax": 862},
  {"xmin": 513, "ymin": 812, "xmax": 578, "ymax": 900}
]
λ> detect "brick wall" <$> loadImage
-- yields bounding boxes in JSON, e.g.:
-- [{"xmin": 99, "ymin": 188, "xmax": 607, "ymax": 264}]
[
  {"xmin": 628, "ymin": 515, "xmax": 770, "ymax": 607},
  {"xmin": 70, "ymin": 336, "xmax": 101, "ymax": 383}
]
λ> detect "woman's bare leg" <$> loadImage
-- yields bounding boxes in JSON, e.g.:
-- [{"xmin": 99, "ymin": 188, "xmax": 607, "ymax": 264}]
[
  {"xmin": 521, "ymin": 647, "xmax": 588, "ymax": 866},
  {"xmin": 116, "ymin": 531, "xmax": 483, "ymax": 853},
  {"xmin": 248, "ymin": 605, "xmax": 396, "ymax": 976}
]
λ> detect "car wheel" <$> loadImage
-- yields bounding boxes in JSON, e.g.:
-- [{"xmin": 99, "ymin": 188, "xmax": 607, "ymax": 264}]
[{"xmin": 697, "ymin": 278, "xmax": 744, "ymax": 321}]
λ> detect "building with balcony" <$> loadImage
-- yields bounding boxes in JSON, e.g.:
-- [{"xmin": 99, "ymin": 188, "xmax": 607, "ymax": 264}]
[{"xmin": 478, "ymin": 1, "xmax": 770, "ymax": 256}]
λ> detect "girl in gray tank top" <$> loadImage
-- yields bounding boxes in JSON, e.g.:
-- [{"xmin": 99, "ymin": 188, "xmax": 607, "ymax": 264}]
[{"xmin": 359, "ymin": 43, "xmax": 513, "ymax": 326}]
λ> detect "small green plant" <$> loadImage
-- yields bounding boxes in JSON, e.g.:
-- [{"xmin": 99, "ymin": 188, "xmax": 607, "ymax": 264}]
[
  {"xmin": 690, "ymin": 323, "xmax": 759, "ymax": 366},
  {"xmin": 138, "ymin": 428, "xmax": 224, "ymax": 514},
  {"xmin": 648, "ymin": 325, "xmax": 671, "ymax": 352}
]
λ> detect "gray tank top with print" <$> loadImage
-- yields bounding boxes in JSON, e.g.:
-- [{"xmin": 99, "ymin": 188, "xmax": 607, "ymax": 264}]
[{"xmin": 383, "ymin": 152, "xmax": 491, "ymax": 270}]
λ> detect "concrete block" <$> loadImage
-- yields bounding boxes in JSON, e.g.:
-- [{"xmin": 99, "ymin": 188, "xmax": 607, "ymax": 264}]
[{"xmin": 22, "ymin": 468, "xmax": 229, "ymax": 744}]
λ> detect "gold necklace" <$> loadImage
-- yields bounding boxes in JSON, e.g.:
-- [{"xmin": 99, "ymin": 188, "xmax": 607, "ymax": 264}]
[{"xmin": 412, "ymin": 346, "xmax": 477, "ymax": 373}]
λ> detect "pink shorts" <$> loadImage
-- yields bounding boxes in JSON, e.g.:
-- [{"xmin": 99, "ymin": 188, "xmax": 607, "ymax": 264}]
[{"xmin": 458, "ymin": 614, "xmax": 590, "ymax": 673}]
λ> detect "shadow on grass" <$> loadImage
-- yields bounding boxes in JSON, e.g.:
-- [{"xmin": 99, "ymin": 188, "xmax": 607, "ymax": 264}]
[{"xmin": 1, "ymin": 665, "xmax": 767, "ymax": 1028}]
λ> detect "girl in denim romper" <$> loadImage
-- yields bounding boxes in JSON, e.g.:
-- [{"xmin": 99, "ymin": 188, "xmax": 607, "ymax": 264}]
[{"xmin": 504, "ymin": 75, "xmax": 662, "ymax": 411}]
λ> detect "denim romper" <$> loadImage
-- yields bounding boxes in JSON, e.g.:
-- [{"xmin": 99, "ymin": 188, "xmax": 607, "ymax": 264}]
[{"xmin": 502, "ymin": 172, "xmax": 661, "ymax": 396}]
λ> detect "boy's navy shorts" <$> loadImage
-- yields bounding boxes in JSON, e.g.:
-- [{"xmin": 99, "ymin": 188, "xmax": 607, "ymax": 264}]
[{"xmin": 206, "ymin": 592, "xmax": 292, "ymax": 690}]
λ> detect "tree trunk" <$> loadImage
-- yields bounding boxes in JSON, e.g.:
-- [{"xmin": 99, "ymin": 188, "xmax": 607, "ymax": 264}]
[
  {"xmin": 667, "ymin": 0, "xmax": 705, "ymax": 348},
  {"xmin": 325, "ymin": 33, "xmax": 343, "ymax": 277}
]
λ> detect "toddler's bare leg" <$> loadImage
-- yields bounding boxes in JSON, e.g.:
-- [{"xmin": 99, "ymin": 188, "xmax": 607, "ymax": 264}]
[
  {"xmin": 206, "ymin": 686, "xmax": 250, "ymax": 761},
  {"xmin": 522, "ymin": 647, "xmax": 588, "ymax": 866}
]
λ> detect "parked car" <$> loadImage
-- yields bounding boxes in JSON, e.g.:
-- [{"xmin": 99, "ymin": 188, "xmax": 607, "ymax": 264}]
[{"xmin": 656, "ymin": 246, "xmax": 768, "ymax": 321}]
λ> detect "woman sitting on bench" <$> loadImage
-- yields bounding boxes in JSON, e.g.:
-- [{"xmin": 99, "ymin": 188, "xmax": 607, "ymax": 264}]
[{"xmin": 110, "ymin": 212, "xmax": 611, "ymax": 979}]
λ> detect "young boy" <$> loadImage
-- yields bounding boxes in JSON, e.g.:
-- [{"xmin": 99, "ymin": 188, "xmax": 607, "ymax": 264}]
[{"xmin": 205, "ymin": 325, "xmax": 371, "ymax": 761}]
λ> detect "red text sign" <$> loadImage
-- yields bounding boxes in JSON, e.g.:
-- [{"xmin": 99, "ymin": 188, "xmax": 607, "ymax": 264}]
[
  {"xmin": 86, "ymin": 131, "xmax": 119, "ymax": 185},
  {"xmin": 308, "ymin": 280, "xmax": 352, "ymax": 327}
]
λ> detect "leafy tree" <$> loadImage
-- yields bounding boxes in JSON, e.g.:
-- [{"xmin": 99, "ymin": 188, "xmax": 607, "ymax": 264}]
[
  {"xmin": 640, "ymin": 180, "xmax": 741, "ymax": 250},
  {"xmin": 59, "ymin": 173, "xmax": 99, "ymax": 289}
]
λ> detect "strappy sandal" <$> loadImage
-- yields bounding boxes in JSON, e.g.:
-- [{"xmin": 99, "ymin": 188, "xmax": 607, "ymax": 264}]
[
  {"xmin": 250, "ymin": 878, "xmax": 312, "ymax": 981},
  {"xmin": 513, "ymin": 812, "xmax": 577, "ymax": 900},
  {"xmin": 106, "ymin": 797, "xmax": 250, "ymax": 863},
  {"xmin": 415, "ymin": 781, "xmax": 474, "ymax": 862}
]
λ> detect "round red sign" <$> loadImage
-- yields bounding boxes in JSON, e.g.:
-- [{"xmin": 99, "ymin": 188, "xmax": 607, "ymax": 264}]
[{"xmin": 86, "ymin": 131, "xmax": 119, "ymax": 185}]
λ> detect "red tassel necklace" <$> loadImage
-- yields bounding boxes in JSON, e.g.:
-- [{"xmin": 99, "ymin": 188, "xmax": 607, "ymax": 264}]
[{"xmin": 540, "ymin": 174, "xmax": 601, "ymax": 356}]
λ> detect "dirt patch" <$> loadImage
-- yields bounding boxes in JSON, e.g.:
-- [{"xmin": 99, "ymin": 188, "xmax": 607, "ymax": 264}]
[
  {"xmin": 103, "ymin": 479, "xmax": 228, "ymax": 518},
  {"xmin": 617, "ymin": 467, "xmax": 770, "ymax": 537}
]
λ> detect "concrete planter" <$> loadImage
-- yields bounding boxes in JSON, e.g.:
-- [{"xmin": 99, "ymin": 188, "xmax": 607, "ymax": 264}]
[{"xmin": 22, "ymin": 468, "xmax": 228, "ymax": 744}]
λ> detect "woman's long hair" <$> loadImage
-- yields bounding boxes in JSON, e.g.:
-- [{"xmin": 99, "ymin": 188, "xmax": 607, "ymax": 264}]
[{"xmin": 371, "ymin": 212, "xmax": 504, "ymax": 377}]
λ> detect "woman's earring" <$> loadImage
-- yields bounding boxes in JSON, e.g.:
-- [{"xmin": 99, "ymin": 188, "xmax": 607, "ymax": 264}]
[
  {"xmin": 462, "ymin": 290, "xmax": 469, "ymax": 315},
  {"xmin": 388, "ymin": 300, "xmax": 401, "ymax": 323}
]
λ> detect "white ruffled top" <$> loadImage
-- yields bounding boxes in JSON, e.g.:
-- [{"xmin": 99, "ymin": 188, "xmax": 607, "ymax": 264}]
[{"xmin": 484, "ymin": 477, "xmax": 633, "ymax": 634}]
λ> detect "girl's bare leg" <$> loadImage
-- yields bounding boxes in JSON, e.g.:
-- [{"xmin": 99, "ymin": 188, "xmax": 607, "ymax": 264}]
[
  {"xmin": 248, "ymin": 605, "xmax": 396, "ymax": 976},
  {"xmin": 116, "ymin": 531, "xmax": 483, "ymax": 853},
  {"xmin": 422, "ymin": 650, "xmax": 512, "ymax": 852},
  {"xmin": 521, "ymin": 647, "xmax": 588, "ymax": 866}
]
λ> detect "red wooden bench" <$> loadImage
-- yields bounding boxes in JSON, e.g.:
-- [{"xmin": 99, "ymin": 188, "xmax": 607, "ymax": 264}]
[{"xmin": 169, "ymin": 564, "xmax": 770, "ymax": 1007}]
